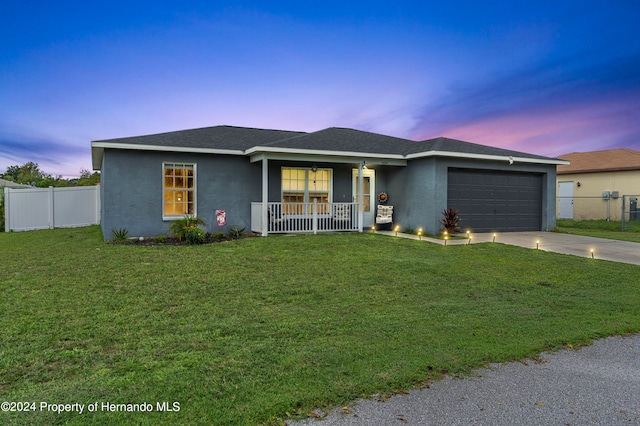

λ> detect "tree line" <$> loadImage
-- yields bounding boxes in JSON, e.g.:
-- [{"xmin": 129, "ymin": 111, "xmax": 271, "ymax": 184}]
[{"xmin": 1, "ymin": 162, "xmax": 100, "ymax": 187}]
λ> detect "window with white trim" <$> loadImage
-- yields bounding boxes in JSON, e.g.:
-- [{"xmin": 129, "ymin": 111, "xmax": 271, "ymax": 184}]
[
  {"xmin": 281, "ymin": 167, "xmax": 332, "ymax": 214},
  {"xmin": 163, "ymin": 163, "xmax": 196, "ymax": 218}
]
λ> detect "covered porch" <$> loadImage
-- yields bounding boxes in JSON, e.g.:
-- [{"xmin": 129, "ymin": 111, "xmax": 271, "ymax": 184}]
[{"xmin": 247, "ymin": 144, "xmax": 406, "ymax": 236}]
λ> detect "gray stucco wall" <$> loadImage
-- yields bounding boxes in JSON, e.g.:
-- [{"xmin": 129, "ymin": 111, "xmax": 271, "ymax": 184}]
[
  {"xmin": 101, "ymin": 149, "xmax": 261, "ymax": 239},
  {"xmin": 100, "ymin": 150, "xmax": 558, "ymax": 239},
  {"xmin": 385, "ymin": 158, "xmax": 440, "ymax": 234},
  {"xmin": 385, "ymin": 157, "xmax": 558, "ymax": 236}
]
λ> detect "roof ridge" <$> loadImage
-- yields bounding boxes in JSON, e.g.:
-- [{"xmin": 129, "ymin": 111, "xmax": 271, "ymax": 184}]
[{"xmin": 559, "ymin": 148, "xmax": 640, "ymax": 157}]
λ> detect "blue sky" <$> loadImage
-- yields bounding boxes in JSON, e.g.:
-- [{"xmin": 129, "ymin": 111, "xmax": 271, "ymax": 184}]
[{"xmin": 1, "ymin": 1, "xmax": 639, "ymax": 177}]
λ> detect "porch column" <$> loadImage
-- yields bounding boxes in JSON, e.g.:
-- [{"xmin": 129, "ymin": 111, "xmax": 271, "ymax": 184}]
[
  {"xmin": 261, "ymin": 158, "xmax": 268, "ymax": 236},
  {"xmin": 358, "ymin": 161, "xmax": 364, "ymax": 232}
]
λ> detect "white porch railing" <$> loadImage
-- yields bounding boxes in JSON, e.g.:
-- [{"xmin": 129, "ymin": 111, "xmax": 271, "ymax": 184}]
[{"xmin": 251, "ymin": 202, "xmax": 360, "ymax": 234}]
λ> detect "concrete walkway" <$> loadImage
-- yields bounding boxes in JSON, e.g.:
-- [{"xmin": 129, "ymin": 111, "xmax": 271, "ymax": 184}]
[{"xmin": 376, "ymin": 230, "xmax": 640, "ymax": 266}]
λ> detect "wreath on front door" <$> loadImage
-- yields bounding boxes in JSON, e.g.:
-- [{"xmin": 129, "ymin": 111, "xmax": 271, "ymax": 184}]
[{"xmin": 377, "ymin": 192, "xmax": 388, "ymax": 204}]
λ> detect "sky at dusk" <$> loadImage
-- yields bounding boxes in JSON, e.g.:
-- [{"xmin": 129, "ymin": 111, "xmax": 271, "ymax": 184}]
[{"xmin": 1, "ymin": 1, "xmax": 639, "ymax": 177}]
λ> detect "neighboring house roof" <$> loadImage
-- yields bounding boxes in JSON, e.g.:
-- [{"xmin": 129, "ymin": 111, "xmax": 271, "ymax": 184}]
[
  {"xmin": 92, "ymin": 125, "xmax": 567, "ymax": 170},
  {"xmin": 557, "ymin": 149, "xmax": 640, "ymax": 174},
  {"xmin": 0, "ymin": 178, "xmax": 33, "ymax": 189}
]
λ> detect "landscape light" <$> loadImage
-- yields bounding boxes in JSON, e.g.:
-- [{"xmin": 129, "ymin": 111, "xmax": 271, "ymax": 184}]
[
  {"xmin": 394, "ymin": 225, "xmax": 400, "ymax": 236},
  {"xmin": 536, "ymin": 240, "xmax": 540, "ymax": 250},
  {"xmin": 591, "ymin": 249, "xmax": 595, "ymax": 259},
  {"xmin": 492, "ymin": 233, "xmax": 496, "ymax": 243},
  {"xmin": 418, "ymin": 228, "xmax": 423, "ymax": 240}
]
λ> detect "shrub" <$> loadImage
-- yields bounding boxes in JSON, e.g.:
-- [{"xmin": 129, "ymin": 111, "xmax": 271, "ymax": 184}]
[
  {"xmin": 227, "ymin": 225, "xmax": 245, "ymax": 239},
  {"xmin": 111, "ymin": 228, "xmax": 130, "ymax": 243},
  {"xmin": 185, "ymin": 226, "xmax": 206, "ymax": 244},
  {"xmin": 212, "ymin": 232, "xmax": 225, "ymax": 240},
  {"xmin": 169, "ymin": 215, "xmax": 207, "ymax": 241},
  {"xmin": 439, "ymin": 208, "xmax": 461, "ymax": 234},
  {"xmin": 155, "ymin": 235, "xmax": 166, "ymax": 243}
]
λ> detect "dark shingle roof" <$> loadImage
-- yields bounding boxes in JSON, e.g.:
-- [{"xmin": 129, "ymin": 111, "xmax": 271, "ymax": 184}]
[
  {"xmin": 93, "ymin": 125, "xmax": 307, "ymax": 151},
  {"xmin": 92, "ymin": 125, "xmax": 564, "ymax": 168},
  {"xmin": 411, "ymin": 137, "xmax": 556, "ymax": 160},
  {"xmin": 258, "ymin": 127, "xmax": 417, "ymax": 155}
]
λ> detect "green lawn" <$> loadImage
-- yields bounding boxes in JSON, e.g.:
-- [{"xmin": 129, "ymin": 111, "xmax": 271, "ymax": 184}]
[
  {"xmin": 1, "ymin": 226, "xmax": 639, "ymax": 425},
  {"xmin": 554, "ymin": 219, "xmax": 640, "ymax": 242}
]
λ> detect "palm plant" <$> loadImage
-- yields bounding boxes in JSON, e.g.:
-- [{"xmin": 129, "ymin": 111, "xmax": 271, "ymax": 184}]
[
  {"xmin": 439, "ymin": 208, "xmax": 461, "ymax": 234},
  {"xmin": 169, "ymin": 215, "xmax": 207, "ymax": 241}
]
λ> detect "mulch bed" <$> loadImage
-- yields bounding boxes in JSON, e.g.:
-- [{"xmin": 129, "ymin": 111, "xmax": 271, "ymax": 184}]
[{"xmin": 124, "ymin": 233, "xmax": 261, "ymax": 246}]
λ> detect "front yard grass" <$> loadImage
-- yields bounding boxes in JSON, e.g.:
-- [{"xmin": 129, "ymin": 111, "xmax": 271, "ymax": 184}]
[
  {"xmin": 554, "ymin": 218, "xmax": 640, "ymax": 242},
  {"xmin": 1, "ymin": 226, "xmax": 639, "ymax": 425}
]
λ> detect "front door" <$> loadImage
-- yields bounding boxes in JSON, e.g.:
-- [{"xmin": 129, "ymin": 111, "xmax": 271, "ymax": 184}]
[
  {"xmin": 558, "ymin": 181, "xmax": 574, "ymax": 219},
  {"xmin": 352, "ymin": 169, "xmax": 376, "ymax": 227}
]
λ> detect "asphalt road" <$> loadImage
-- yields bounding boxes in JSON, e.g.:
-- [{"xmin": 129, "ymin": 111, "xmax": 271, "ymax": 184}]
[{"xmin": 291, "ymin": 334, "xmax": 640, "ymax": 426}]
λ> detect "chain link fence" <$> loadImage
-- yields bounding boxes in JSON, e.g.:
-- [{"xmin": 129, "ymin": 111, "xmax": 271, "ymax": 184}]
[{"xmin": 556, "ymin": 194, "xmax": 640, "ymax": 230}]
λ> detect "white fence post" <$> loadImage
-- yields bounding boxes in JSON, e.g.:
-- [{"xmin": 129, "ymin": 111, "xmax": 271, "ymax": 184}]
[
  {"xmin": 95, "ymin": 184, "xmax": 101, "ymax": 225},
  {"xmin": 3, "ymin": 187, "xmax": 9, "ymax": 233},
  {"xmin": 48, "ymin": 186, "xmax": 54, "ymax": 229}
]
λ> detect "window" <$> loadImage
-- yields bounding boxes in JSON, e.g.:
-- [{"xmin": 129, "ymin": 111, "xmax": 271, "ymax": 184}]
[
  {"xmin": 281, "ymin": 167, "xmax": 332, "ymax": 214},
  {"xmin": 163, "ymin": 163, "xmax": 196, "ymax": 218}
]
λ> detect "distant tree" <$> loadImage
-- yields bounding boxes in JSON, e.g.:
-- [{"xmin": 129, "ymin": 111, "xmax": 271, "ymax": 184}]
[
  {"xmin": 3, "ymin": 163, "xmax": 100, "ymax": 187},
  {"xmin": 18, "ymin": 162, "xmax": 47, "ymax": 185},
  {"xmin": 77, "ymin": 169, "xmax": 100, "ymax": 186},
  {"xmin": 3, "ymin": 165, "xmax": 21, "ymax": 182}
]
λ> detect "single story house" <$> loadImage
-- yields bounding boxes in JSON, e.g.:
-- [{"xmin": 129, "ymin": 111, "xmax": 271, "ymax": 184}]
[
  {"xmin": 557, "ymin": 148, "xmax": 640, "ymax": 221},
  {"xmin": 91, "ymin": 125, "xmax": 567, "ymax": 239}
]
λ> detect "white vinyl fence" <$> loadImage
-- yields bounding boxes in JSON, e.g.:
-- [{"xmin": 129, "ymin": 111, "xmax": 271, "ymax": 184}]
[{"xmin": 4, "ymin": 185, "xmax": 100, "ymax": 232}]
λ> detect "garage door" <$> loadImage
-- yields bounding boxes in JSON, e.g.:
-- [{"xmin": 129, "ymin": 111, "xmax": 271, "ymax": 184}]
[{"xmin": 447, "ymin": 168, "xmax": 543, "ymax": 232}]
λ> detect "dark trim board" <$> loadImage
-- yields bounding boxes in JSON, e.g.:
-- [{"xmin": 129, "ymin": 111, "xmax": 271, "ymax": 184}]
[{"xmin": 447, "ymin": 168, "xmax": 543, "ymax": 232}]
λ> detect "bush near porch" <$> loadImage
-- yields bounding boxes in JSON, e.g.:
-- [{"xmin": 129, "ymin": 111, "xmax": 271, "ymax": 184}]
[{"xmin": 1, "ymin": 226, "xmax": 639, "ymax": 425}]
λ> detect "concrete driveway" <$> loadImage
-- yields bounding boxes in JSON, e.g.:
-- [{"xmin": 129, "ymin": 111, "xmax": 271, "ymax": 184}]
[
  {"xmin": 472, "ymin": 231, "xmax": 640, "ymax": 266},
  {"xmin": 379, "ymin": 230, "xmax": 640, "ymax": 266}
]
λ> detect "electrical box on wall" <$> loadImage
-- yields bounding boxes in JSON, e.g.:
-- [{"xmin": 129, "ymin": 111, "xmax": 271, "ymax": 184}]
[
  {"xmin": 611, "ymin": 191, "xmax": 619, "ymax": 199},
  {"xmin": 602, "ymin": 191, "xmax": 610, "ymax": 200}
]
